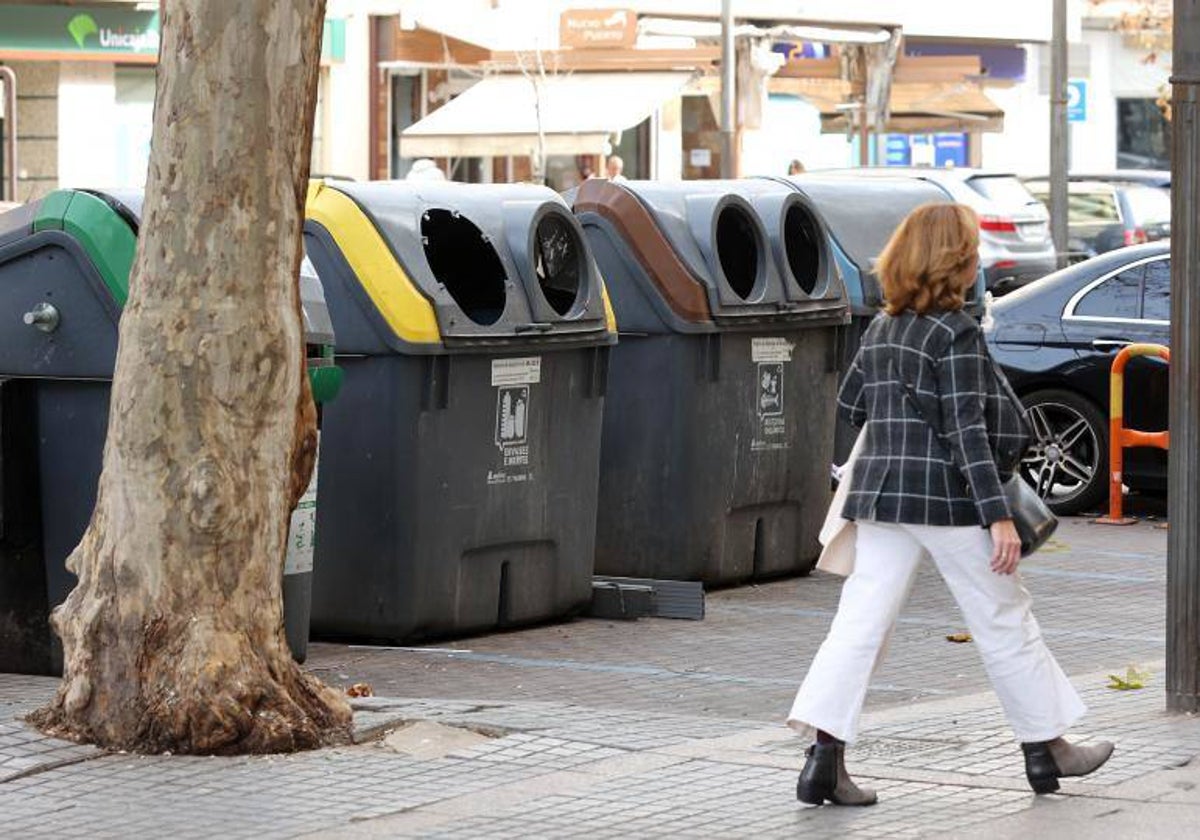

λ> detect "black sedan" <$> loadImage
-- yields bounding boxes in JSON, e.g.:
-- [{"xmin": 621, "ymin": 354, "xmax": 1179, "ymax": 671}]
[{"xmin": 985, "ymin": 242, "xmax": 1170, "ymax": 515}]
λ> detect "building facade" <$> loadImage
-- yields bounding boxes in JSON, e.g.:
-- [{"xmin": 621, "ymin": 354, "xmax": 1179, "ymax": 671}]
[
  {"xmin": 0, "ymin": 2, "xmax": 346, "ymax": 202},
  {"xmin": 0, "ymin": 0, "xmax": 1176, "ymax": 202}
]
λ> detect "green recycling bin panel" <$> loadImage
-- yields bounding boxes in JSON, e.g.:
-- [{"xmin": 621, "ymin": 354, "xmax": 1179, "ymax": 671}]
[{"xmin": 0, "ymin": 189, "xmax": 338, "ymax": 674}]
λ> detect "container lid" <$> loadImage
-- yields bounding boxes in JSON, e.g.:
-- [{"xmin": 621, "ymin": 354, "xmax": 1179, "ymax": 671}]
[
  {"xmin": 0, "ymin": 200, "xmax": 39, "ymax": 250},
  {"xmin": 770, "ymin": 175, "xmax": 951, "ymax": 270},
  {"xmin": 574, "ymin": 179, "xmax": 848, "ymax": 329},
  {"xmin": 617, "ymin": 180, "xmax": 784, "ymax": 319},
  {"xmin": 33, "ymin": 190, "xmax": 138, "ymax": 304},
  {"xmin": 70, "ymin": 189, "xmax": 336, "ymax": 347},
  {"xmin": 299, "ymin": 256, "xmax": 336, "ymax": 347},
  {"xmin": 763, "ymin": 174, "xmax": 950, "ymax": 297},
  {"xmin": 305, "ymin": 180, "xmax": 615, "ymax": 351}
]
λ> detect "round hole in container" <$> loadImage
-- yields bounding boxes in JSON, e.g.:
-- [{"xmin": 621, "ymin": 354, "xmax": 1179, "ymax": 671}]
[
  {"xmin": 420, "ymin": 209, "xmax": 507, "ymax": 326},
  {"xmin": 715, "ymin": 205, "xmax": 760, "ymax": 300},
  {"xmin": 534, "ymin": 213, "xmax": 584, "ymax": 316},
  {"xmin": 783, "ymin": 203, "xmax": 823, "ymax": 295}
]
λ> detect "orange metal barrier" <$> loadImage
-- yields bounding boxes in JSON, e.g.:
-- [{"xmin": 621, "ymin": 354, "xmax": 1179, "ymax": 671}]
[{"xmin": 1095, "ymin": 343, "xmax": 1170, "ymax": 525}]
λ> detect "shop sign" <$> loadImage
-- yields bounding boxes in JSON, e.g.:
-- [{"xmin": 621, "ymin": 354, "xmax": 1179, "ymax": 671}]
[
  {"xmin": 886, "ymin": 133, "xmax": 967, "ymax": 169},
  {"xmin": 932, "ymin": 133, "xmax": 967, "ymax": 167},
  {"xmin": 1067, "ymin": 79, "xmax": 1087, "ymax": 122},
  {"xmin": 0, "ymin": 5, "xmax": 344, "ymax": 63},
  {"xmin": 560, "ymin": 9, "xmax": 636, "ymax": 49},
  {"xmin": 884, "ymin": 134, "xmax": 912, "ymax": 166},
  {"xmin": 0, "ymin": 4, "xmax": 161, "ymax": 57}
]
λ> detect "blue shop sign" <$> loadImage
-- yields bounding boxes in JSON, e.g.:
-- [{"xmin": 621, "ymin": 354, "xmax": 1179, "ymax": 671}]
[{"xmin": 1068, "ymin": 79, "xmax": 1087, "ymax": 122}]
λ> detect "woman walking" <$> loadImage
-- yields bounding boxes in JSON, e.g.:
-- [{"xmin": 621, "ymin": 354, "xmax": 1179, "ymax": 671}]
[{"xmin": 787, "ymin": 203, "xmax": 1112, "ymax": 806}]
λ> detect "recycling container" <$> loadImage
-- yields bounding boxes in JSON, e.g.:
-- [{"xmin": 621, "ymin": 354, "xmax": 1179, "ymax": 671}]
[
  {"xmin": 760, "ymin": 173, "xmax": 987, "ymax": 462},
  {"xmin": 573, "ymin": 178, "xmax": 848, "ymax": 584},
  {"xmin": 0, "ymin": 188, "xmax": 339, "ymax": 675},
  {"xmin": 304, "ymin": 179, "xmax": 615, "ymax": 643}
]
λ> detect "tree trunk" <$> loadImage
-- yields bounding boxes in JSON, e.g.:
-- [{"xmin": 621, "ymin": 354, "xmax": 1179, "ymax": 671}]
[{"xmin": 29, "ymin": 0, "xmax": 351, "ymax": 754}]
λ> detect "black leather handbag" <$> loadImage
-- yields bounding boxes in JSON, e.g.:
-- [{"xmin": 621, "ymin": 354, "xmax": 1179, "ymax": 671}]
[
  {"xmin": 1002, "ymin": 473, "xmax": 1058, "ymax": 557},
  {"xmin": 888, "ymin": 352, "xmax": 1058, "ymax": 557}
]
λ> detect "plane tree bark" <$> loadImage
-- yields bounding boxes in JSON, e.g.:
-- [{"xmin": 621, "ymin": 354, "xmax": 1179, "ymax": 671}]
[{"xmin": 29, "ymin": 0, "xmax": 351, "ymax": 754}]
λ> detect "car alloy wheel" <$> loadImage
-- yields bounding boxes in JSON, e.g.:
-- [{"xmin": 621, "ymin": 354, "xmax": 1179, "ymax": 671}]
[{"xmin": 1019, "ymin": 389, "xmax": 1108, "ymax": 516}]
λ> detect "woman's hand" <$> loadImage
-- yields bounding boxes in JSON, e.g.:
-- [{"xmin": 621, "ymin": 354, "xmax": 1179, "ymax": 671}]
[{"xmin": 989, "ymin": 519, "xmax": 1022, "ymax": 575}]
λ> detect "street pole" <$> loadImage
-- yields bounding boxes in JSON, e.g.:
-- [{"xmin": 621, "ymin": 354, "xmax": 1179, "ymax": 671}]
[
  {"xmin": 720, "ymin": 0, "xmax": 735, "ymax": 179},
  {"xmin": 0, "ymin": 67, "xmax": 16, "ymax": 202},
  {"xmin": 859, "ymin": 96, "xmax": 870, "ymax": 167},
  {"xmin": 1049, "ymin": 0, "xmax": 1069, "ymax": 269},
  {"xmin": 1167, "ymin": 0, "xmax": 1200, "ymax": 714}
]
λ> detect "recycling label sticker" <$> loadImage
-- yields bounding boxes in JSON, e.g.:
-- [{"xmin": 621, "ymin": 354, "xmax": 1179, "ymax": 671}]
[
  {"xmin": 752, "ymin": 361, "xmax": 789, "ymax": 452},
  {"xmin": 488, "ymin": 385, "xmax": 533, "ymax": 485},
  {"xmin": 751, "ymin": 337, "xmax": 794, "ymax": 363},
  {"xmin": 492, "ymin": 356, "xmax": 542, "ymax": 386},
  {"xmin": 284, "ymin": 440, "xmax": 319, "ymax": 575},
  {"xmin": 758, "ymin": 363, "xmax": 784, "ymax": 417}
]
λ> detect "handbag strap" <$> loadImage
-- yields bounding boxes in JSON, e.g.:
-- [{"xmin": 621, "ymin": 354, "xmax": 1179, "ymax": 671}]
[
  {"xmin": 888, "ymin": 343, "xmax": 1029, "ymax": 483},
  {"xmin": 887, "ymin": 349, "xmax": 954, "ymax": 456}
]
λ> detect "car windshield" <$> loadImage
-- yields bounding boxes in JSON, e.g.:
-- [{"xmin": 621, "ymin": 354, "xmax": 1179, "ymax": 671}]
[
  {"xmin": 1026, "ymin": 182, "xmax": 1123, "ymax": 223},
  {"xmin": 1067, "ymin": 190, "xmax": 1122, "ymax": 223},
  {"xmin": 1124, "ymin": 186, "xmax": 1171, "ymax": 224},
  {"xmin": 967, "ymin": 175, "xmax": 1038, "ymax": 208}
]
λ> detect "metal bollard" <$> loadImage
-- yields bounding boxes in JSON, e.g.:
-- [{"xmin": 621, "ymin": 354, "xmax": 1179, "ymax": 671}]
[{"xmin": 1095, "ymin": 343, "xmax": 1171, "ymax": 525}]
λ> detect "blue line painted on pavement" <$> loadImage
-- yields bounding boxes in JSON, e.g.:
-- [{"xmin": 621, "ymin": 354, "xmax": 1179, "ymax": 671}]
[
  {"xmin": 1058, "ymin": 547, "xmax": 1166, "ymax": 562},
  {"xmin": 397, "ymin": 649, "xmax": 952, "ymax": 695},
  {"xmin": 1020, "ymin": 567, "xmax": 1159, "ymax": 584},
  {"xmin": 731, "ymin": 605, "xmax": 1163, "ymax": 643},
  {"xmin": 1042, "ymin": 629, "xmax": 1164, "ymax": 643}
]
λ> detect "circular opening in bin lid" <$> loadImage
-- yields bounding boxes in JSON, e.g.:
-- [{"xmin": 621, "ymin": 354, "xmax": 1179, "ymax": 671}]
[
  {"xmin": 421, "ymin": 209, "xmax": 507, "ymax": 326},
  {"xmin": 715, "ymin": 205, "xmax": 760, "ymax": 301},
  {"xmin": 534, "ymin": 212, "xmax": 584, "ymax": 316},
  {"xmin": 783, "ymin": 203, "xmax": 823, "ymax": 295}
]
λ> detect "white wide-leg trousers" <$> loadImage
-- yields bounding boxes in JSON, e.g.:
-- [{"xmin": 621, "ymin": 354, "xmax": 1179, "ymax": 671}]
[{"xmin": 787, "ymin": 520, "xmax": 1086, "ymax": 744}]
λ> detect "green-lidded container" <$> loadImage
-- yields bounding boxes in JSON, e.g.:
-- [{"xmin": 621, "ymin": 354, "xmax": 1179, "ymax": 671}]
[{"xmin": 0, "ymin": 189, "xmax": 339, "ymax": 674}]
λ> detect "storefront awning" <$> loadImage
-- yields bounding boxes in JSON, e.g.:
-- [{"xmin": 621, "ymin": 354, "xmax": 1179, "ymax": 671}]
[
  {"xmin": 770, "ymin": 78, "xmax": 1005, "ymax": 134},
  {"xmin": 398, "ymin": 71, "xmax": 694, "ymax": 159}
]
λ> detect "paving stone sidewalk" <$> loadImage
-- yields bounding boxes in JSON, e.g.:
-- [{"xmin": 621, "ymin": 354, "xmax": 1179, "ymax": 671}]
[{"xmin": 2, "ymin": 515, "xmax": 1198, "ymax": 837}]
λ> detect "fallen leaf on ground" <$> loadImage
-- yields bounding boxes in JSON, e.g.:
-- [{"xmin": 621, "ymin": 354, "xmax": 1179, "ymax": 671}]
[
  {"xmin": 346, "ymin": 682, "xmax": 374, "ymax": 697},
  {"xmin": 1107, "ymin": 666, "xmax": 1150, "ymax": 691},
  {"xmin": 945, "ymin": 633, "xmax": 973, "ymax": 643}
]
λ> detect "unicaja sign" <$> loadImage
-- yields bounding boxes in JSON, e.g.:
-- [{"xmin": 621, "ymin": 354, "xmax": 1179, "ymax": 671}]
[{"xmin": 68, "ymin": 12, "xmax": 160, "ymax": 52}]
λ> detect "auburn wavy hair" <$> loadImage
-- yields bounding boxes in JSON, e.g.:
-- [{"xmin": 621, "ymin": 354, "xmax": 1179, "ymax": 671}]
[{"xmin": 876, "ymin": 203, "xmax": 979, "ymax": 315}]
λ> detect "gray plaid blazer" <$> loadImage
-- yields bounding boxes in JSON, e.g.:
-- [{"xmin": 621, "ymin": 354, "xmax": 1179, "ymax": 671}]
[{"xmin": 839, "ymin": 309, "xmax": 1030, "ymax": 527}]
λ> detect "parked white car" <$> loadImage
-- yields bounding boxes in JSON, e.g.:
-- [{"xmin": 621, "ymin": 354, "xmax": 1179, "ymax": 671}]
[{"xmin": 817, "ymin": 167, "xmax": 1058, "ymax": 295}]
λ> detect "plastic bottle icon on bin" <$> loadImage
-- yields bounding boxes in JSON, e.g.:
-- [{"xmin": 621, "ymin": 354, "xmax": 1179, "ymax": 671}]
[{"xmin": 496, "ymin": 387, "xmax": 529, "ymax": 447}]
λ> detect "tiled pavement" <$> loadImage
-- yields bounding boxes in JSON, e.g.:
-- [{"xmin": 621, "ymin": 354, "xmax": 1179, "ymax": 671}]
[
  {"xmin": 2, "ymin": 516, "xmax": 1198, "ymax": 837},
  {"xmin": 307, "ymin": 518, "xmax": 1169, "ymax": 723}
]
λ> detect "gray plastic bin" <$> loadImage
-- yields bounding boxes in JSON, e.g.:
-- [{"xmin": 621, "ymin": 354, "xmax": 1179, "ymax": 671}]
[
  {"xmin": 304, "ymin": 180, "xmax": 614, "ymax": 643},
  {"xmin": 573, "ymin": 178, "xmax": 848, "ymax": 584}
]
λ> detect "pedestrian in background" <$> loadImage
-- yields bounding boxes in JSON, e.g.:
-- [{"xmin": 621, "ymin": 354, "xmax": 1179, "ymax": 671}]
[
  {"xmin": 606, "ymin": 155, "xmax": 627, "ymax": 182},
  {"xmin": 405, "ymin": 158, "xmax": 446, "ymax": 182},
  {"xmin": 786, "ymin": 202, "xmax": 1113, "ymax": 806},
  {"xmin": 788, "ymin": 159, "xmax": 806, "ymax": 175}
]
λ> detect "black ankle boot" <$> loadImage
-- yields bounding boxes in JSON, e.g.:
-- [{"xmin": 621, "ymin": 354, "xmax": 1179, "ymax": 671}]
[
  {"xmin": 1021, "ymin": 741, "xmax": 1061, "ymax": 794},
  {"xmin": 796, "ymin": 742, "xmax": 877, "ymax": 806},
  {"xmin": 1022, "ymin": 738, "xmax": 1114, "ymax": 794}
]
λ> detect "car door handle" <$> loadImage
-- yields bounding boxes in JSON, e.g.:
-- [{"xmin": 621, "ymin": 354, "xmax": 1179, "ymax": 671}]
[{"xmin": 1092, "ymin": 338, "xmax": 1132, "ymax": 351}]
